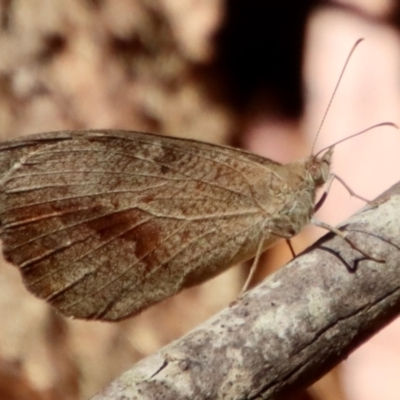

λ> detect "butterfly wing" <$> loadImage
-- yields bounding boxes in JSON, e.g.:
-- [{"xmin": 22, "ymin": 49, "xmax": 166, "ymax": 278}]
[{"xmin": 0, "ymin": 130, "xmax": 282, "ymax": 320}]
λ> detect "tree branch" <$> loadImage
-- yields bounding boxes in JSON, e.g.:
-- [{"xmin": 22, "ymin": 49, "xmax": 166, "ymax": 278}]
[{"xmin": 91, "ymin": 182, "xmax": 400, "ymax": 400}]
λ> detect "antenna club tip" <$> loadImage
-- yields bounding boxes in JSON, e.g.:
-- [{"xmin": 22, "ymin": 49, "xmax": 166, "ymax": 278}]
[{"xmin": 380, "ymin": 122, "xmax": 399, "ymax": 129}]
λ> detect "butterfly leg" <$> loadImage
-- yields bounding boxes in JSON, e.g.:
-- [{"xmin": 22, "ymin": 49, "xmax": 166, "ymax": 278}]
[
  {"xmin": 315, "ymin": 174, "xmax": 370, "ymax": 213},
  {"xmin": 311, "ymin": 217, "xmax": 384, "ymax": 263},
  {"xmin": 240, "ymin": 235, "xmax": 266, "ymax": 295},
  {"xmin": 241, "ymin": 231, "xmax": 298, "ymax": 295},
  {"xmin": 331, "ymin": 174, "xmax": 370, "ymax": 202},
  {"xmin": 286, "ymin": 239, "xmax": 296, "ymax": 258}
]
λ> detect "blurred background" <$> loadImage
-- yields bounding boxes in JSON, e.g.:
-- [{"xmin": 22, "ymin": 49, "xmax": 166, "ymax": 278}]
[{"xmin": 0, "ymin": 0, "xmax": 399, "ymax": 399}]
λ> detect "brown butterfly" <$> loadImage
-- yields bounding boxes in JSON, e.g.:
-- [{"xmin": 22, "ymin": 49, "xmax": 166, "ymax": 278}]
[
  {"xmin": 0, "ymin": 40, "xmax": 394, "ymax": 321},
  {"xmin": 0, "ymin": 129, "xmax": 338, "ymax": 321}
]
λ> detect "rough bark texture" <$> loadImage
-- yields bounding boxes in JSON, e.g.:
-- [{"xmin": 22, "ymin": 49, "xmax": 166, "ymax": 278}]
[{"xmin": 91, "ymin": 181, "xmax": 400, "ymax": 399}]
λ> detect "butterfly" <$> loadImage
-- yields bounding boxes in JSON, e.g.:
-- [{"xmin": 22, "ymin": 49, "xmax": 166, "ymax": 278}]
[{"xmin": 0, "ymin": 129, "xmax": 334, "ymax": 320}]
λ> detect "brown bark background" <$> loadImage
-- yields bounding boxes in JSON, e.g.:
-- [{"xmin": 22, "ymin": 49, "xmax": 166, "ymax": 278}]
[{"xmin": 0, "ymin": 1, "xmax": 398, "ymax": 400}]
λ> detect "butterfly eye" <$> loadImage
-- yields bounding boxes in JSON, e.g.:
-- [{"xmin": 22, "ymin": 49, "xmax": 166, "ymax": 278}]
[{"xmin": 309, "ymin": 164, "xmax": 322, "ymax": 183}]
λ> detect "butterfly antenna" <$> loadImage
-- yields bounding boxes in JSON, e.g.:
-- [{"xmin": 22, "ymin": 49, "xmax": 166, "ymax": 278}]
[
  {"xmin": 311, "ymin": 38, "xmax": 364, "ymax": 155},
  {"xmin": 314, "ymin": 122, "xmax": 398, "ymax": 158}
]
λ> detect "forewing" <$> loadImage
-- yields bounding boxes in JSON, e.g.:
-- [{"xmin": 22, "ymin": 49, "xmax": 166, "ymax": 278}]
[{"xmin": 0, "ymin": 130, "xmax": 279, "ymax": 320}]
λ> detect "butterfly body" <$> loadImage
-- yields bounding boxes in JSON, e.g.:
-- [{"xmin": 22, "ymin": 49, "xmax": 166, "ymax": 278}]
[{"xmin": 0, "ymin": 130, "xmax": 332, "ymax": 320}]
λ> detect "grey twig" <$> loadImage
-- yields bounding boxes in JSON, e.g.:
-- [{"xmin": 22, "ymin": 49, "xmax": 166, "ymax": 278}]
[{"xmin": 91, "ymin": 182, "xmax": 400, "ymax": 400}]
